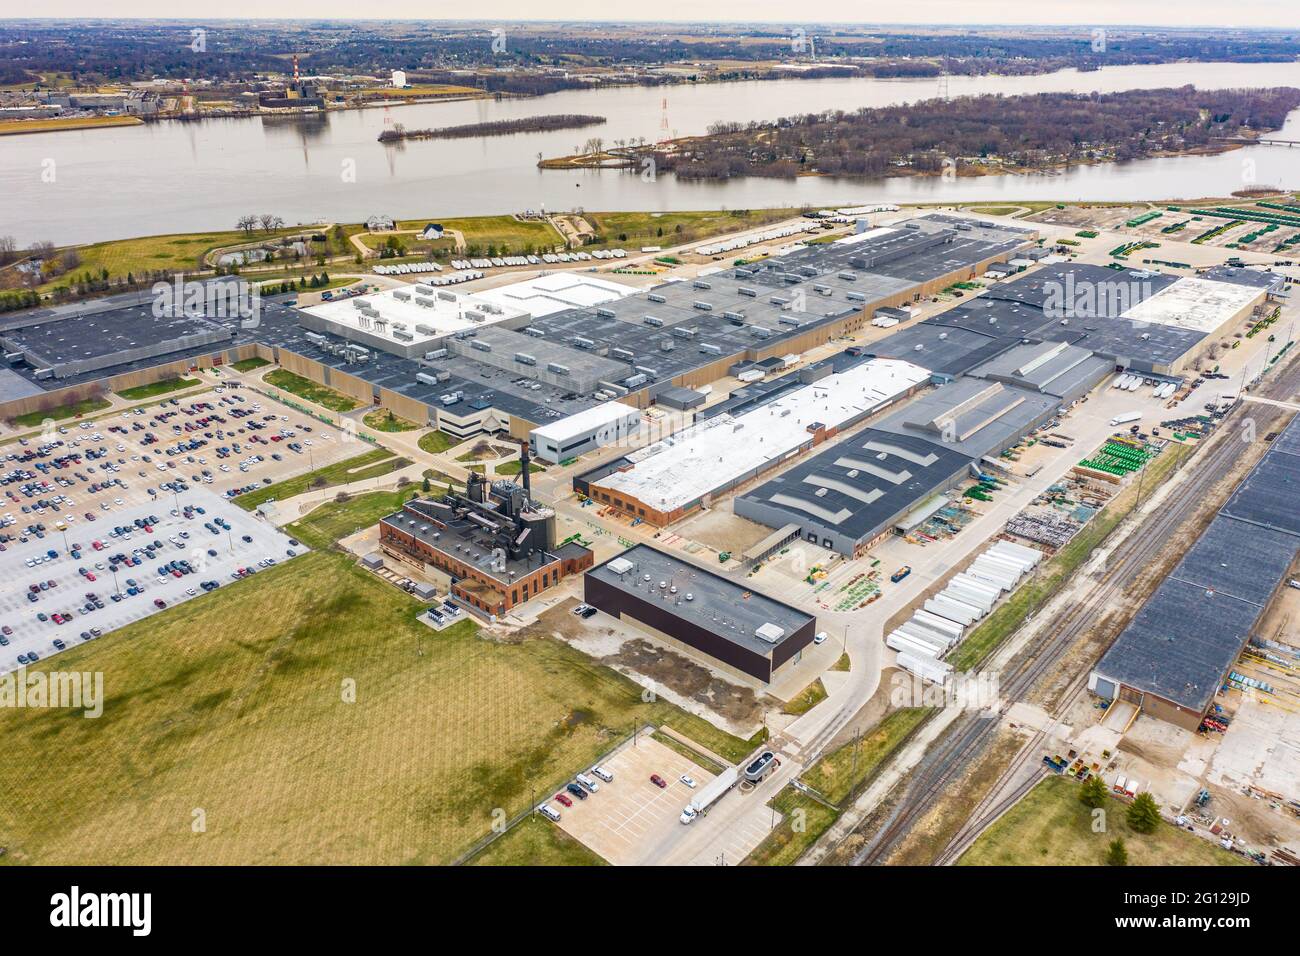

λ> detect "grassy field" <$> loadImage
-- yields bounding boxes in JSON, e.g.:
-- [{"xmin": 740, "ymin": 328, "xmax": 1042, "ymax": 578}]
[
  {"xmin": 36, "ymin": 227, "xmax": 302, "ymax": 293},
  {"xmin": 116, "ymin": 377, "xmax": 200, "ymax": 401},
  {"xmin": 743, "ymin": 786, "xmax": 840, "ymax": 866},
  {"xmin": 782, "ymin": 678, "xmax": 828, "ymax": 716},
  {"xmin": 286, "ymin": 489, "xmax": 417, "ymax": 550},
  {"xmin": 0, "ymin": 114, "xmax": 143, "ymax": 135},
  {"xmin": 585, "ymin": 208, "xmax": 799, "ymax": 249},
  {"xmin": 494, "ymin": 460, "xmax": 544, "ymax": 476},
  {"xmin": 0, "ymin": 495, "xmax": 747, "ymax": 865},
  {"xmin": 468, "ymin": 817, "xmax": 606, "ymax": 866},
  {"xmin": 959, "ymin": 776, "xmax": 1248, "ymax": 866},
  {"xmin": 263, "ymin": 369, "xmax": 359, "ymax": 412},
  {"xmin": 233, "ymin": 448, "xmax": 406, "ymax": 511},
  {"xmin": 800, "ymin": 708, "xmax": 932, "ymax": 806},
  {"xmin": 229, "ymin": 357, "xmax": 270, "ymax": 373},
  {"xmin": 946, "ymin": 443, "xmax": 1186, "ymax": 671},
  {"xmin": 10, "ymin": 396, "xmax": 112, "ymax": 427},
  {"xmin": 362, "ymin": 408, "xmax": 419, "ymax": 432},
  {"xmin": 830, "ymin": 653, "xmax": 851, "ymax": 672},
  {"xmin": 417, "ymin": 430, "xmax": 460, "ymax": 455}
]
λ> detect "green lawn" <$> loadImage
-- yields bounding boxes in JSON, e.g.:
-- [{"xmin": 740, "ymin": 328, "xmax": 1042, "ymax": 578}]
[
  {"xmin": 418, "ymin": 430, "xmax": 460, "ymax": 455},
  {"xmin": 800, "ymin": 708, "xmax": 932, "ymax": 806},
  {"xmin": 10, "ymin": 396, "xmax": 112, "ymax": 428},
  {"xmin": 115, "ymin": 377, "xmax": 200, "ymax": 401},
  {"xmin": 585, "ymin": 208, "xmax": 800, "ymax": 249},
  {"xmin": 362, "ymin": 408, "xmax": 419, "ymax": 433},
  {"xmin": 437, "ymin": 215, "xmax": 565, "ymax": 253},
  {"xmin": 263, "ymin": 369, "xmax": 360, "ymax": 413},
  {"xmin": 782, "ymin": 678, "xmax": 828, "ymax": 716},
  {"xmin": 830, "ymin": 653, "xmax": 851, "ymax": 672},
  {"xmin": 0, "ymin": 498, "xmax": 747, "ymax": 865},
  {"xmin": 230, "ymin": 357, "xmax": 270, "ymax": 373},
  {"xmin": 468, "ymin": 817, "xmax": 606, "ymax": 866},
  {"xmin": 494, "ymin": 460, "xmax": 545, "ymax": 476},
  {"xmin": 743, "ymin": 786, "xmax": 840, "ymax": 866},
  {"xmin": 959, "ymin": 776, "xmax": 1248, "ymax": 866},
  {"xmin": 233, "ymin": 449, "xmax": 407, "ymax": 511}
]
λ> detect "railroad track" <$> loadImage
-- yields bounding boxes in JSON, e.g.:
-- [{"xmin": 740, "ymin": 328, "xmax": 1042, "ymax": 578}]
[{"xmin": 849, "ymin": 359, "xmax": 1300, "ymax": 866}]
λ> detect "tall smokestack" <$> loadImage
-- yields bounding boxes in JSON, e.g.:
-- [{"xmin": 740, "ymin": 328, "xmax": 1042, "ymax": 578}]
[{"xmin": 520, "ymin": 442, "xmax": 532, "ymax": 502}]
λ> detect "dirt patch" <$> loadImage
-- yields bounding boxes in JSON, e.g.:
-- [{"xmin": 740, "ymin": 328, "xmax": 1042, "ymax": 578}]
[
  {"xmin": 672, "ymin": 502, "xmax": 770, "ymax": 556},
  {"xmin": 605, "ymin": 638, "xmax": 766, "ymax": 726}
]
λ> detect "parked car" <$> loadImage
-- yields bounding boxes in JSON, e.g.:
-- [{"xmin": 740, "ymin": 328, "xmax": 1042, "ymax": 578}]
[{"xmin": 650, "ymin": 774, "xmax": 667, "ymax": 789}]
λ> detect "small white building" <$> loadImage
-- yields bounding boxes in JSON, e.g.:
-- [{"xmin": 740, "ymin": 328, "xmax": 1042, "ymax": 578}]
[
  {"xmin": 391, "ymin": 70, "xmax": 408, "ymax": 88},
  {"xmin": 529, "ymin": 401, "xmax": 642, "ymax": 463}
]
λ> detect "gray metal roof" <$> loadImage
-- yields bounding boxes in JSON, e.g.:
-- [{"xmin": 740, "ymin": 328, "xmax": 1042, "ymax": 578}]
[
  {"xmin": 1095, "ymin": 417, "xmax": 1300, "ymax": 712},
  {"xmin": 587, "ymin": 543, "xmax": 813, "ymax": 657}
]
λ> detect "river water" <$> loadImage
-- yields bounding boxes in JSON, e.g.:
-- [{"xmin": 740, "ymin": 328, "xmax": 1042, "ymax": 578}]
[{"xmin": 3, "ymin": 60, "xmax": 1299, "ymax": 246}]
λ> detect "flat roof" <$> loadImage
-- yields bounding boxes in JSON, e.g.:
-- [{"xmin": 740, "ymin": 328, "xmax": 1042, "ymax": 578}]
[
  {"xmin": 530, "ymin": 400, "xmax": 641, "ymax": 445},
  {"xmin": 1095, "ymin": 417, "xmax": 1300, "ymax": 712},
  {"xmin": 1119, "ymin": 277, "xmax": 1262, "ymax": 335},
  {"xmin": 587, "ymin": 543, "xmax": 814, "ymax": 657},
  {"xmin": 471, "ymin": 272, "xmax": 636, "ymax": 318},
  {"xmin": 592, "ymin": 357, "xmax": 930, "ymax": 512},
  {"xmin": 302, "ymin": 286, "xmax": 527, "ymax": 346}
]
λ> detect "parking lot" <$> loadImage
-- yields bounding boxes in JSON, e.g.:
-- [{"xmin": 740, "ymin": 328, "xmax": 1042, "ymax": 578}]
[
  {"xmin": 0, "ymin": 487, "xmax": 303, "ymax": 670},
  {"xmin": 0, "ymin": 385, "xmax": 355, "ymax": 671},
  {"xmin": 550, "ymin": 736, "xmax": 717, "ymax": 866}
]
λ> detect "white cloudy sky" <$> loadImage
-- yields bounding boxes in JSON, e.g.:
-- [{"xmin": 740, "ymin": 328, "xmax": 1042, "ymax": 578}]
[{"xmin": 26, "ymin": 1, "xmax": 1300, "ymax": 28}]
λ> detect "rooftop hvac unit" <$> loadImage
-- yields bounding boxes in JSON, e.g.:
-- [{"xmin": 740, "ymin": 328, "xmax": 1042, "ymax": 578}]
[
  {"xmin": 304, "ymin": 331, "xmax": 327, "ymax": 344},
  {"xmin": 838, "ymin": 272, "xmax": 857, "ymax": 281},
  {"xmin": 439, "ymin": 391, "xmax": 463, "ymax": 406},
  {"xmin": 623, "ymin": 373, "xmax": 648, "ymax": 389},
  {"xmin": 693, "ymin": 279, "xmax": 712, "ymax": 289},
  {"xmin": 514, "ymin": 353, "xmax": 537, "ymax": 366},
  {"xmin": 846, "ymin": 292, "xmax": 866, "ymax": 302},
  {"xmin": 453, "ymin": 329, "xmax": 476, "ymax": 339},
  {"xmin": 437, "ymin": 290, "xmax": 457, "ymax": 302},
  {"xmin": 464, "ymin": 310, "xmax": 485, "ymax": 323},
  {"xmin": 692, "ymin": 301, "xmax": 713, "ymax": 311},
  {"xmin": 699, "ymin": 343, "xmax": 722, "ymax": 355},
  {"xmin": 737, "ymin": 287, "xmax": 758, "ymax": 297},
  {"xmin": 470, "ymin": 340, "xmax": 492, "ymax": 352},
  {"xmin": 523, "ymin": 326, "xmax": 545, "ymax": 337},
  {"xmin": 643, "ymin": 315, "xmax": 664, "ymax": 327},
  {"xmin": 659, "ymin": 340, "xmax": 676, "ymax": 352},
  {"xmin": 415, "ymin": 297, "xmax": 435, "ymax": 308},
  {"xmin": 769, "ymin": 295, "xmax": 791, "ymax": 306},
  {"xmin": 596, "ymin": 307, "xmax": 616, "ymax": 318},
  {"xmin": 393, "ymin": 290, "xmax": 411, "ymax": 302},
  {"xmin": 392, "ymin": 330, "xmax": 414, "ymax": 342},
  {"xmin": 572, "ymin": 336, "xmax": 595, "ymax": 349},
  {"xmin": 633, "ymin": 365, "xmax": 658, "ymax": 379},
  {"xmin": 416, "ymin": 372, "xmax": 440, "ymax": 386},
  {"xmin": 779, "ymin": 315, "xmax": 801, "ymax": 327},
  {"xmin": 415, "ymin": 323, "xmax": 437, "ymax": 336},
  {"xmin": 647, "ymin": 292, "xmax": 667, "ymax": 303},
  {"xmin": 482, "ymin": 303, "xmax": 502, "ymax": 315},
  {"xmin": 611, "ymin": 347, "xmax": 634, "ymax": 361},
  {"xmin": 415, "ymin": 285, "xmax": 433, "ymax": 294},
  {"xmin": 752, "ymin": 328, "xmax": 772, "ymax": 339},
  {"xmin": 672, "ymin": 327, "xmax": 697, "ymax": 340},
  {"xmin": 547, "ymin": 363, "xmax": 570, "ymax": 375},
  {"xmin": 352, "ymin": 299, "xmax": 367, "ymax": 309},
  {"xmin": 722, "ymin": 310, "xmax": 745, "ymax": 322}
]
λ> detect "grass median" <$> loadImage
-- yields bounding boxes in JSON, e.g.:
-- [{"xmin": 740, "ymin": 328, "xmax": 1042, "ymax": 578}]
[
  {"xmin": 233, "ymin": 448, "xmax": 408, "ymax": 511},
  {"xmin": 263, "ymin": 369, "xmax": 359, "ymax": 413}
]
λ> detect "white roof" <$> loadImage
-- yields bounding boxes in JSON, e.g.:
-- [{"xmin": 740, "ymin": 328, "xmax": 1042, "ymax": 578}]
[
  {"xmin": 1120, "ymin": 277, "xmax": 1261, "ymax": 335},
  {"xmin": 592, "ymin": 358, "xmax": 931, "ymax": 512},
  {"xmin": 472, "ymin": 272, "xmax": 635, "ymax": 318},
  {"xmin": 302, "ymin": 287, "xmax": 525, "ymax": 343},
  {"xmin": 531, "ymin": 400, "xmax": 640, "ymax": 445},
  {"xmin": 834, "ymin": 226, "xmax": 898, "ymax": 246},
  {"xmin": 607, "ymin": 556, "xmax": 634, "ymax": 575}
]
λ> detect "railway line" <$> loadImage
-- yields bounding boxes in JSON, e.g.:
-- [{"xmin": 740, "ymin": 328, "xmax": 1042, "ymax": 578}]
[{"xmin": 847, "ymin": 357, "xmax": 1300, "ymax": 866}]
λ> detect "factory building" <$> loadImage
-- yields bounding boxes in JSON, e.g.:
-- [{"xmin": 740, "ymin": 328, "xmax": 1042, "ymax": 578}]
[
  {"xmin": 584, "ymin": 543, "xmax": 817, "ymax": 683},
  {"xmin": 378, "ymin": 460, "xmax": 593, "ymax": 617},
  {"xmin": 529, "ymin": 400, "xmax": 643, "ymax": 463},
  {"xmin": 734, "ymin": 376, "xmax": 1059, "ymax": 556},
  {"xmin": 575, "ymin": 355, "xmax": 930, "ymax": 526},
  {"xmin": 1090, "ymin": 418, "xmax": 1300, "ymax": 729}
]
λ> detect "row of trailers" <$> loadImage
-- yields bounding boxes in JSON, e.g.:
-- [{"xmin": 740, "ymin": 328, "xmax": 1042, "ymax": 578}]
[
  {"xmin": 886, "ymin": 540, "xmax": 1044, "ymax": 684},
  {"xmin": 1113, "ymin": 373, "xmax": 1178, "ymax": 399}
]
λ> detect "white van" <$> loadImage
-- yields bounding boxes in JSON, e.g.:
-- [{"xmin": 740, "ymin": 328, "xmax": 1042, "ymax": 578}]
[
  {"xmin": 575, "ymin": 773, "xmax": 600, "ymax": 793},
  {"xmin": 590, "ymin": 766, "xmax": 614, "ymax": 783},
  {"xmin": 537, "ymin": 803, "xmax": 561, "ymax": 822}
]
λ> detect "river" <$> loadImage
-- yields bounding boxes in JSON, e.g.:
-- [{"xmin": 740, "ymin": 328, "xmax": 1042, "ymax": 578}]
[{"xmin": 3, "ymin": 60, "xmax": 1299, "ymax": 246}]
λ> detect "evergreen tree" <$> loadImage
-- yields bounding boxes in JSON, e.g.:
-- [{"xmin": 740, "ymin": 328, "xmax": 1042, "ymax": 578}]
[
  {"xmin": 1079, "ymin": 776, "xmax": 1109, "ymax": 809},
  {"xmin": 1106, "ymin": 838, "xmax": 1128, "ymax": 866},
  {"xmin": 1127, "ymin": 792, "xmax": 1161, "ymax": 834}
]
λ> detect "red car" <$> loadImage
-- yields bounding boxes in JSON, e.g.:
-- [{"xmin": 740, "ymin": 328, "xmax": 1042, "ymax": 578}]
[
  {"xmin": 154, "ymin": 598, "xmax": 167, "ymax": 608},
  {"xmin": 650, "ymin": 774, "xmax": 667, "ymax": 789},
  {"xmin": 85, "ymin": 573, "xmax": 96, "ymax": 582},
  {"xmin": 554, "ymin": 793, "xmax": 573, "ymax": 808}
]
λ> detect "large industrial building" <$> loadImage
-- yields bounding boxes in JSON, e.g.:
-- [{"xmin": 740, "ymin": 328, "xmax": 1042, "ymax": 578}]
[
  {"xmin": 379, "ymin": 464, "xmax": 593, "ymax": 617},
  {"xmin": 1089, "ymin": 418, "xmax": 1300, "ymax": 729},
  {"xmin": 584, "ymin": 543, "xmax": 817, "ymax": 682}
]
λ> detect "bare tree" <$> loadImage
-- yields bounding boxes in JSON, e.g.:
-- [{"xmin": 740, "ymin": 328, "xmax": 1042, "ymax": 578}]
[
  {"xmin": 0, "ymin": 235, "xmax": 16, "ymax": 266},
  {"xmin": 259, "ymin": 214, "xmax": 284, "ymax": 233},
  {"xmin": 237, "ymin": 215, "xmax": 259, "ymax": 236}
]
